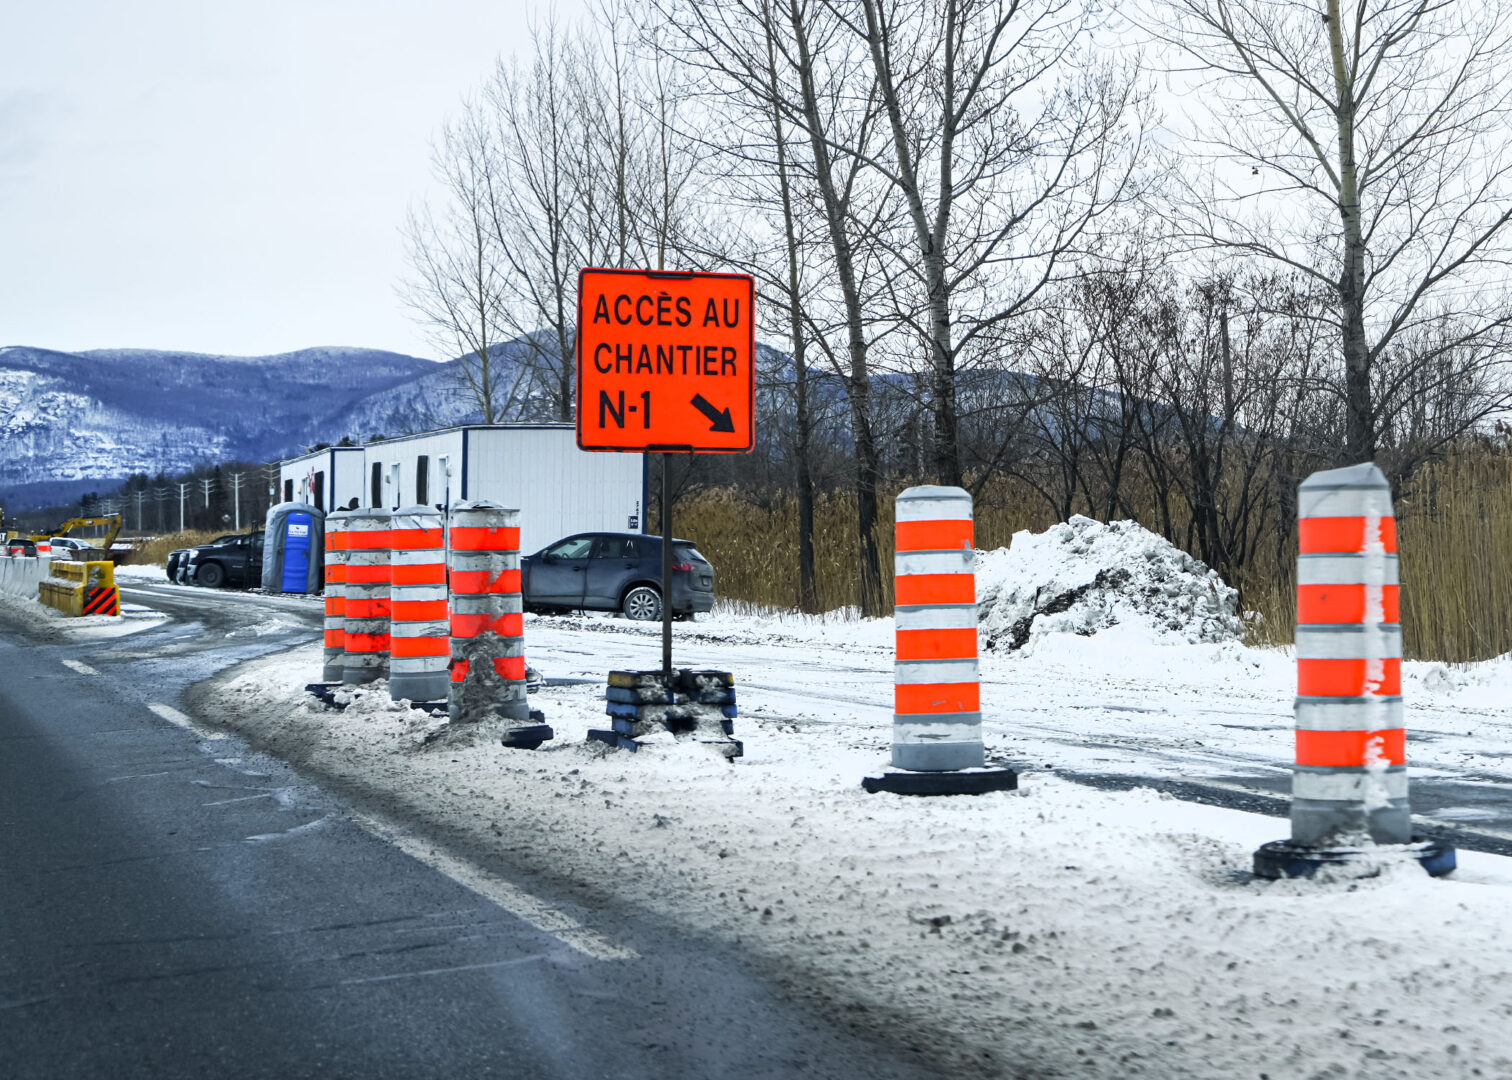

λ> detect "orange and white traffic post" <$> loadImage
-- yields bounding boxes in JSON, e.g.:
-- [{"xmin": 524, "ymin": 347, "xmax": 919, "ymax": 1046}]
[
  {"xmin": 321, "ymin": 509, "xmax": 349, "ymax": 682},
  {"xmin": 1254, "ymin": 463, "xmax": 1454, "ymax": 877},
  {"xmin": 863, "ymin": 486, "xmax": 1016, "ymax": 796},
  {"xmin": 342, "ymin": 509, "xmax": 391, "ymax": 686},
  {"xmin": 388, "ymin": 505, "xmax": 448, "ymax": 704},
  {"xmin": 447, "ymin": 501, "xmax": 551, "ymax": 749}
]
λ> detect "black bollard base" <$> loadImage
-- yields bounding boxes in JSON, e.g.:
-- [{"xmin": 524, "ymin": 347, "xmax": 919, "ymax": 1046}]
[
  {"xmin": 1253, "ymin": 837, "xmax": 1456, "ymax": 880},
  {"xmin": 586, "ymin": 728, "xmax": 639, "ymax": 752},
  {"xmin": 305, "ymin": 682, "xmax": 342, "ymax": 708},
  {"xmin": 862, "ymin": 767, "xmax": 1018, "ymax": 796},
  {"xmin": 501, "ymin": 720, "xmax": 554, "ymax": 751}
]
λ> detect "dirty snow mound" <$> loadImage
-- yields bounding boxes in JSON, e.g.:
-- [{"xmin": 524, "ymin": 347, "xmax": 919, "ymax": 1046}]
[{"xmin": 977, "ymin": 515, "xmax": 1240, "ymax": 652}]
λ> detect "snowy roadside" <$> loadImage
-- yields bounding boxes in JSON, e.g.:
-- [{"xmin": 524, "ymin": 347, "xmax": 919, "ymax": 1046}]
[
  {"xmin": 0, "ymin": 589, "xmax": 166, "ymax": 642},
  {"xmin": 508, "ymin": 604, "xmax": 1512, "ymax": 805},
  {"xmin": 199, "ymin": 631, "xmax": 1512, "ymax": 1080}
]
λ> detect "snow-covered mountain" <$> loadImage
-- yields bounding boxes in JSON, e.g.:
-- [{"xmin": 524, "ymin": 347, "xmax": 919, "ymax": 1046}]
[{"xmin": 0, "ymin": 344, "xmax": 535, "ymax": 511}]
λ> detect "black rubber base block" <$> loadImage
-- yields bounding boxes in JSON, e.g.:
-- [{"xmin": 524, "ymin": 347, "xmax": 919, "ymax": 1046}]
[
  {"xmin": 586, "ymin": 728, "xmax": 639, "ymax": 752},
  {"xmin": 1253, "ymin": 837, "xmax": 1457, "ymax": 879},
  {"xmin": 862, "ymin": 768, "xmax": 1019, "ymax": 796},
  {"xmin": 304, "ymin": 683, "xmax": 342, "ymax": 709},
  {"xmin": 501, "ymin": 723, "xmax": 554, "ymax": 751}
]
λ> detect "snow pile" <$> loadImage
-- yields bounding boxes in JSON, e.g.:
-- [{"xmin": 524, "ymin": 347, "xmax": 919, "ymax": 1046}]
[{"xmin": 978, "ymin": 515, "xmax": 1241, "ymax": 652}]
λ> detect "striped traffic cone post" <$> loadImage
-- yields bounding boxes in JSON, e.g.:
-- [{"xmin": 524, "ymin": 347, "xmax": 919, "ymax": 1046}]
[
  {"xmin": 389, "ymin": 506, "xmax": 449, "ymax": 704},
  {"xmin": 342, "ymin": 509, "xmax": 391, "ymax": 686},
  {"xmin": 447, "ymin": 501, "xmax": 551, "ymax": 749},
  {"xmin": 863, "ymin": 486, "xmax": 1017, "ymax": 796},
  {"xmin": 320, "ymin": 510, "xmax": 349, "ymax": 683},
  {"xmin": 1254, "ymin": 463, "xmax": 1454, "ymax": 878}
]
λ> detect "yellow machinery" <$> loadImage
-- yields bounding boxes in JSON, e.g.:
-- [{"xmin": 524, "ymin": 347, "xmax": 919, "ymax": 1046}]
[
  {"xmin": 4, "ymin": 514, "xmax": 124, "ymax": 553},
  {"xmin": 38, "ymin": 560, "xmax": 120, "ymax": 617}
]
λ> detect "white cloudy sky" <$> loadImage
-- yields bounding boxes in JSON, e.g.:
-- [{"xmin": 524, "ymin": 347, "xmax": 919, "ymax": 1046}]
[{"xmin": 1, "ymin": 1, "xmax": 579, "ymax": 360}]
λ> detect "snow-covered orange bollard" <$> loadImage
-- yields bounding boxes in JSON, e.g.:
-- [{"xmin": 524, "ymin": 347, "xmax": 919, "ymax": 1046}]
[
  {"xmin": 1254, "ymin": 463, "xmax": 1453, "ymax": 877},
  {"xmin": 342, "ymin": 509, "xmax": 390, "ymax": 686},
  {"xmin": 447, "ymin": 501, "xmax": 550, "ymax": 749},
  {"xmin": 321, "ymin": 510, "xmax": 348, "ymax": 682},
  {"xmin": 388, "ymin": 505, "xmax": 448, "ymax": 704},
  {"xmin": 863, "ymin": 485, "xmax": 1015, "ymax": 796}
]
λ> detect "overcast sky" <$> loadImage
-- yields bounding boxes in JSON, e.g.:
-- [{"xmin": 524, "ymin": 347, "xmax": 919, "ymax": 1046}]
[{"xmin": 1, "ymin": 1, "xmax": 580, "ymax": 360}]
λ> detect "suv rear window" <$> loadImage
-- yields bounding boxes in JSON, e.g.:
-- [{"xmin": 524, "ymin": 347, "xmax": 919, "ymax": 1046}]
[
  {"xmin": 673, "ymin": 544, "xmax": 706, "ymax": 563},
  {"xmin": 595, "ymin": 537, "xmax": 639, "ymax": 559}
]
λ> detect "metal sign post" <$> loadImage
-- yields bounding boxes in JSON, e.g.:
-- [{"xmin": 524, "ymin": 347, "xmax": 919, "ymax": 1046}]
[
  {"xmin": 577, "ymin": 266, "xmax": 754, "ymax": 679},
  {"xmin": 661, "ymin": 454, "xmax": 672, "ymax": 678}
]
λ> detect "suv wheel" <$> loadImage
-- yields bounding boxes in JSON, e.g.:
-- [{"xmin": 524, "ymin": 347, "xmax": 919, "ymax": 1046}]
[
  {"xmin": 622, "ymin": 585, "xmax": 662, "ymax": 621},
  {"xmin": 197, "ymin": 562, "xmax": 226, "ymax": 589}
]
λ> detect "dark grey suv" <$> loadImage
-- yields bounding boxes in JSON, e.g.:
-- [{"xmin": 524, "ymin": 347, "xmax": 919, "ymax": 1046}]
[{"xmin": 521, "ymin": 532, "xmax": 715, "ymax": 620}]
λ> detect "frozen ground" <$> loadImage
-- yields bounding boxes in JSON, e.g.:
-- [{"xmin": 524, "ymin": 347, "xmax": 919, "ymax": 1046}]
[
  {"xmin": 0, "ymin": 590, "xmax": 166, "ymax": 642},
  {"xmin": 195, "ymin": 602, "xmax": 1512, "ymax": 1080},
  {"xmin": 112, "ymin": 563, "xmax": 177, "ymax": 582}
]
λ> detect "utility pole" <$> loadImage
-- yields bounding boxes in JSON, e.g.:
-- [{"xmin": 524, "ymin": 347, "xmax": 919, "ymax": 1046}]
[
  {"xmin": 200, "ymin": 476, "xmax": 214, "ymax": 509},
  {"xmin": 177, "ymin": 482, "xmax": 189, "ymax": 532},
  {"xmin": 230, "ymin": 473, "xmax": 246, "ymax": 531},
  {"xmin": 132, "ymin": 490, "xmax": 147, "ymax": 532},
  {"xmin": 155, "ymin": 487, "xmax": 170, "ymax": 533}
]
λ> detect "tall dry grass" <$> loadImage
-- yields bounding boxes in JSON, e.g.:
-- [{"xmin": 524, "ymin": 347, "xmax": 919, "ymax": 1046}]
[
  {"xmin": 674, "ymin": 449, "xmax": 1512, "ymax": 663},
  {"xmin": 678, "ymin": 479, "xmax": 1066, "ymax": 614},
  {"xmin": 116, "ymin": 530, "xmax": 225, "ymax": 566}
]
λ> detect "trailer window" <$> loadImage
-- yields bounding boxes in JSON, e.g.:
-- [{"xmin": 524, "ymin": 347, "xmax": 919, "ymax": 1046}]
[
  {"xmin": 313, "ymin": 471, "xmax": 325, "ymax": 510},
  {"xmin": 371, "ymin": 463, "xmax": 382, "ymax": 508},
  {"xmin": 416, "ymin": 456, "xmax": 429, "ymax": 505},
  {"xmin": 283, "ymin": 479, "xmax": 293, "ymax": 503}
]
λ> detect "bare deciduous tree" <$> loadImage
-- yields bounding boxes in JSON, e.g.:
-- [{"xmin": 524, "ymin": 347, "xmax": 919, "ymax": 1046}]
[
  {"xmin": 841, "ymin": 0, "xmax": 1150, "ymax": 486},
  {"xmin": 1151, "ymin": 0, "xmax": 1512, "ymax": 463}
]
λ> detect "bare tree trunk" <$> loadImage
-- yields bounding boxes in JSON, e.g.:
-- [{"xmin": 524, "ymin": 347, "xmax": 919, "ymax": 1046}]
[
  {"xmin": 859, "ymin": 0, "xmax": 961, "ymax": 486},
  {"xmin": 790, "ymin": 0, "xmax": 884, "ymax": 616},
  {"xmin": 1327, "ymin": 0, "xmax": 1371, "ymax": 461},
  {"xmin": 763, "ymin": 8, "xmax": 819, "ymax": 612}
]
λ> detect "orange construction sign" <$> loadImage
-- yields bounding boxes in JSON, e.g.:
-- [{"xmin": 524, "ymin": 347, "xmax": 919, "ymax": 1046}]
[{"xmin": 576, "ymin": 267, "xmax": 754, "ymax": 453}]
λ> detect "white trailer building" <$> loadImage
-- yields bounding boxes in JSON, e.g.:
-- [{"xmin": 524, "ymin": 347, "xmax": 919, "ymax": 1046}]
[
  {"xmin": 279, "ymin": 445, "xmax": 366, "ymax": 512},
  {"xmin": 278, "ymin": 424, "xmax": 647, "ymax": 556}
]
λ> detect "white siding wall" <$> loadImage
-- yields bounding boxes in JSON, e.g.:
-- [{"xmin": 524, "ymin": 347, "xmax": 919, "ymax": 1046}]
[
  {"xmin": 365, "ymin": 431, "xmax": 465, "ymax": 509},
  {"xmin": 467, "ymin": 427, "xmax": 643, "ymax": 555},
  {"xmin": 283, "ymin": 427, "xmax": 643, "ymax": 551},
  {"xmin": 279, "ymin": 448, "xmax": 364, "ymax": 511},
  {"xmin": 329, "ymin": 448, "xmax": 366, "ymax": 510}
]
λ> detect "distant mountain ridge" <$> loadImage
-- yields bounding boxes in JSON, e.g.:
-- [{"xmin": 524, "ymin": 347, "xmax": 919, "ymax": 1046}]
[{"xmin": 0, "ymin": 343, "xmax": 533, "ymax": 511}]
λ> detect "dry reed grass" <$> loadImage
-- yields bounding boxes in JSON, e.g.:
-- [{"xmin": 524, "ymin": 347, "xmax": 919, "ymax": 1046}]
[
  {"xmin": 117, "ymin": 530, "xmax": 224, "ymax": 566},
  {"xmin": 675, "ymin": 449, "xmax": 1512, "ymax": 663}
]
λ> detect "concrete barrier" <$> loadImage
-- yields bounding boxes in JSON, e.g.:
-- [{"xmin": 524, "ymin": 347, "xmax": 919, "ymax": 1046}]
[
  {"xmin": 38, "ymin": 560, "xmax": 117, "ymax": 617},
  {"xmin": 0, "ymin": 556, "xmax": 49, "ymax": 599}
]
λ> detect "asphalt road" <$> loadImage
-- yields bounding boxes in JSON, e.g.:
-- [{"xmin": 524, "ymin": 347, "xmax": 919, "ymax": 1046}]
[{"xmin": 0, "ymin": 588, "xmax": 944, "ymax": 1080}]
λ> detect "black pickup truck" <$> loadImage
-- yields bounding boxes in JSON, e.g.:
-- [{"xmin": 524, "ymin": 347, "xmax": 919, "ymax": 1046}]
[{"xmin": 186, "ymin": 530, "xmax": 264, "ymax": 589}]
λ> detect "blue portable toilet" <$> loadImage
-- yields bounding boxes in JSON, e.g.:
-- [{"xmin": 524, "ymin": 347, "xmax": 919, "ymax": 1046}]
[{"xmin": 262, "ymin": 502, "xmax": 325, "ymax": 594}]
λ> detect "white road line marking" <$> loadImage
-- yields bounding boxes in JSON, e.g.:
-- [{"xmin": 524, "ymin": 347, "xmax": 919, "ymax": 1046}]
[
  {"xmin": 203, "ymin": 793, "xmax": 276, "ymax": 807},
  {"xmin": 338, "ymin": 954, "xmax": 550, "ymax": 986},
  {"xmin": 350, "ymin": 811, "xmax": 639, "ymax": 962},
  {"xmin": 61, "ymin": 659, "xmax": 100, "ymax": 676},
  {"xmin": 147, "ymin": 702, "xmax": 228, "ymax": 741}
]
